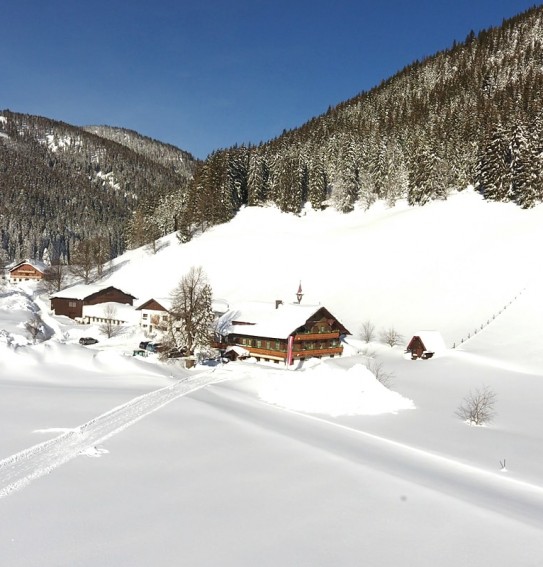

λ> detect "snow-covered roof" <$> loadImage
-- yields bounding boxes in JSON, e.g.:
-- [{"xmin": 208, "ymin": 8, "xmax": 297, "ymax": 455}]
[
  {"xmin": 136, "ymin": 297, "xmax": 172, "ymax": 312},
  {"xmin": 82, "ymin": 302, "xmax": 139, "ymax": 324},
  {"xmin": 50, "ymin": 284, "xmax": 135, "ymax": 300},
  {"xmin": 411, "ymin": 331, "xmax": 447, "ymax": 353},
  {"xmin": 224, "ymin": 345, "xmax": 250, "ymax": 357},
  {"xmin": 9, "ymin": 259, "xmax": 48, "ymax": 274},
  {"xmin": 212, "ymin": 298, "xmax": 229, "ymax": 315},
  {"xmin": 217, "ymin": 301, "xmax": 339, "ymax": 340}
]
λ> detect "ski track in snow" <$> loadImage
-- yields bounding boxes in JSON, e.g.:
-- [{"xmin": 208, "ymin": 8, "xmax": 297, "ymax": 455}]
[
  {"xmin": 200, "ymin": 385, "xmax": 543, "ymax": 529},
  {"xmin": 0, "ymin": 371, "xmax": 227, "ymax": 500}
]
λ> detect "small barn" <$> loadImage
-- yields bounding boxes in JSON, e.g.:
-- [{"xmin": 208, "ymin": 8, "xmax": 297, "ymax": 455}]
[
  {"xmin": 50, "ymin": 284, "xmax": 136, "ymax": 320},
  {"xmin": 406, "ymin": 331, "xmax": 447, "ymax": 360},
  {"xmin": 9, "ymin": 260, "xmax": 47, "ymax": 283}
]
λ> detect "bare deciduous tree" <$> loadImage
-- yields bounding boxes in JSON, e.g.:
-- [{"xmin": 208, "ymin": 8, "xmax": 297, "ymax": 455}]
[
  {"xmin": 70, "ymin": 240, "xmax": 95, "ymax": 284},
  {"xmin": 365, "ymin": 359, "xmax": 394, "ymax": 388},
  {"xmin": 25, "ymin": 313, "xmax": 44, "ymax": 344},
  {"xmin": 99, "ymin": 304, "xmax": 123, "ymax": 339},
  {"xmin": 162, "ymin": 266, "xmax": 214, "ymax": 358},
  {"xmin": 360, "ymin": 320, "xmax": 376, "ymax": 343},
  {"xmin": 93, "ymin": 236, "xmax": 109, "ymax": 277},
  {"xmin": 380, "ymin": 327, "xmax": 404, "ymax": 347},
  {"xmin": 41, "ymin": 260, "xmax": 67, "ymax": 293},
  {"xmin": 455, "ymin": 385, "xmax": 497, "ymax": 426},
  {"xmin": 0, "ymin": 248, "xmax": 9, "ymax": 281}
]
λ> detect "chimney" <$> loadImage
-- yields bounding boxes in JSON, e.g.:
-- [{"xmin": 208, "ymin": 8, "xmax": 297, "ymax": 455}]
[{"xmin": 275, "ymin": 299, "xmax": 283, "ymax": 309}]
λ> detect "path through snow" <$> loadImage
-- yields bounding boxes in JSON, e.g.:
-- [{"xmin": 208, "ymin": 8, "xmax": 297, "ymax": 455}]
[{"xmin": 0, "ymin": 370, "xmax": 228, "ymax": 499}]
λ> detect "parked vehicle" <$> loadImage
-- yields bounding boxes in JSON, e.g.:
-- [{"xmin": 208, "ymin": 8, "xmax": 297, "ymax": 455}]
[
  {"xmin": 79, "ymin": 337, "xmax": 98, "ymax": 345},
  {"xmin": 145, "ymin": 342, "xmax": 163, "ymax": 353},
  {"xmin": 139, "ymin": 341, "xmax": 150, "ymax": 350}
]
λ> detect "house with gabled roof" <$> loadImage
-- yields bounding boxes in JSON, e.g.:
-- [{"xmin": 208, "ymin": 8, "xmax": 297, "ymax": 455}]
[
  {"xmin": 9, "ymin": 259, "xmax": 48, "ymax": 283},
  {"xmin": 135, "ymin": 297, "xmax": 173, "ymax": 333},
  {"xmin": 50, "ymin": 284, "xmax": 136, "ymax": 320},
  {"xmin": 216, "ymin": 299, "xmax": 350, "ymax": 365}
]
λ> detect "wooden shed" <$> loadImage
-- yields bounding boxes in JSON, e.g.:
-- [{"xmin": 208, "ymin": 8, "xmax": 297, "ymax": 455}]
[
  {"xmin": 406, "ymin": 331, "xmax": 447, "ymax": 360},
  {"xmin": 50, "ymin": 284, "xmax": 136, "ymax": 320}
]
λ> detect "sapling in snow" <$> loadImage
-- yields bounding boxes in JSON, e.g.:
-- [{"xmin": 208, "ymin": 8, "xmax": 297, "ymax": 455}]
[{"xmin": 455, "ymin": 385, "xmax": 497, "ymax": 426}]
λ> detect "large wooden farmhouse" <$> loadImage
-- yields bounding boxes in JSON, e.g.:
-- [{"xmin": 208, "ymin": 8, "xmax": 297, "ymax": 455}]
[
  {"xmin": 216, "ymin": 301, "xmax": 350, "ymax": 365},
  {"xmin": 50, "ymin": 284, "xmax": 136, "ymax": 320},
  {"xmin": 9, "ymin": 260, "xmax": 48, "ymax": 283}
]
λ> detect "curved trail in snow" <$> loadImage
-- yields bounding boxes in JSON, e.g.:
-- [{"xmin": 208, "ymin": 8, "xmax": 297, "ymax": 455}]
[{"xmin": 0, "ymin": 371, "xmax": 228, "ymax": 500}]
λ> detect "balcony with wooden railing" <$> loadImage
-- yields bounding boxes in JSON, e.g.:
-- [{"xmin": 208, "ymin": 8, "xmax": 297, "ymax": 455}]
[
  {"xmin": 293, "ymin": 330, "xmax": 340, "ymax": 341},
  {"xmin": 292, "ymin": 346, "xmax": 343, "ymax": 358},
  {"xmin": 244, "ymin": 345, "xmax": 343, "ymax": 360}
]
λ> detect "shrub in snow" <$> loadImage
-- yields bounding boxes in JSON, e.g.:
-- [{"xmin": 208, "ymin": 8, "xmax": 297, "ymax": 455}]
[
  {"xmin": 364, "ymin": 359, "xmax": 394, "ymax": 389},
  {"xmin": 380, "ymin": 326, "xmax": 404, "ymax": 347},
  {"xmin": 360, "ymin": 320, "xmax": 376, "ymax": 343},
  {"xmin": 455, "ymin": 385, "xmax": 497, "ymax": 426}
]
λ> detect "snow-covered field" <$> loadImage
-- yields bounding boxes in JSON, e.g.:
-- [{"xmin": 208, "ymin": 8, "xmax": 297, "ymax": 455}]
[{"xmin": 1, "ymin": 189, "xmax": 543, "ymax": 566}]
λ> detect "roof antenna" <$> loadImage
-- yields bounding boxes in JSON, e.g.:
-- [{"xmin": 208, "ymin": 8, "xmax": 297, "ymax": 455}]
[{"xmin": 296, "ymin": 281, "xmax": 303, "ymax": 304}]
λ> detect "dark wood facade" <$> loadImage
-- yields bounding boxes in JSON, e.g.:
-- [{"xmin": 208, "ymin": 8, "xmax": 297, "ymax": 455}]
[
  {"xmin": 223, "ymin": 307, "xmax": 349, "ymax": 364},
  {"xmin": 9, "ymin": 261, "xmax": 46, "ymax": 282},
  {"xmin": 405, "ymin": 335, "xmax": 436, "ymax": 359},
  {"xmin": 51, "ymin": 286, "xmax": 135, "ymax": 319}
]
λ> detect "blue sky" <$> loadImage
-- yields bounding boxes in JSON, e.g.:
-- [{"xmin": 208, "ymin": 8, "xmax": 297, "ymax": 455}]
[{"xmin": 1, "ymin": 1, "xmax": 538, "ymax": 159}]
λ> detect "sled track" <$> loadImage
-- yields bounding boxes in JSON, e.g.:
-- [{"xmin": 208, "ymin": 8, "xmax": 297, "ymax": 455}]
[{"xmin": 0, "ymin": 372, "xmax": 227, "ymax": 500}]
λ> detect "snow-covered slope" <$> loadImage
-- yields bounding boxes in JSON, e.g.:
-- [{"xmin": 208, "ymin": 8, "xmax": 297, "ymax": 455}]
[
  {"xmin": 1, "ymin": 190, "xmax": 543, "ymax": 567},
  {"xmin": 103, "ymin": 188, "xmax": 543, "ymax": 365}
]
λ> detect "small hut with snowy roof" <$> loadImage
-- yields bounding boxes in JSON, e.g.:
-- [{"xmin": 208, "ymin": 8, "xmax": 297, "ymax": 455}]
[{"xmin": 406, "ymin": 331, "xmax": 447, "ymax": 360}]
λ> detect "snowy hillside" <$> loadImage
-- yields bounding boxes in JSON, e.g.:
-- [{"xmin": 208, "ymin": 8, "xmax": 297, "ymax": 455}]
[
  {"xmin": 102, "ymin": 188, "xmax": 543, "ymax": 366},
  {"xmin": 1, "ymin": 190, "xmax": 543, "ymax": 566}
]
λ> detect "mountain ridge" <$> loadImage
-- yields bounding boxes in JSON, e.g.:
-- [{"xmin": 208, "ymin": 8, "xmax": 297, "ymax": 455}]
[{"xmin": 0, "ymin": 110, "xmax": 197, "ymax": 261}]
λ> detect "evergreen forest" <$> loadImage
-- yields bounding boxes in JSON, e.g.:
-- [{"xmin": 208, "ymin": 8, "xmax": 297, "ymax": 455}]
[
  {"xmin": 2, "ymin": 6, "xmax": 543, "ymax": 262},
  {"xmin": 177, "ymin": 6, "xmax": 543, "ymax": 240}
]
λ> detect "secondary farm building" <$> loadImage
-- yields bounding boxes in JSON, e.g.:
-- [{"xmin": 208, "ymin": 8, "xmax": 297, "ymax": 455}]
[
  {"xmin": 216, "ymin": 301, "xmax": 350, "ymax": 365},
  {"xmin": 50, "ymin": 285, "xmax": 136, "ymax": 320},
  {"xmin": 136, "ymin": 298, "xmax": 173, "ymax": 333},
  {"xmin": 9, "ymin": 260, "xmax": 48, "ymax": 283}
]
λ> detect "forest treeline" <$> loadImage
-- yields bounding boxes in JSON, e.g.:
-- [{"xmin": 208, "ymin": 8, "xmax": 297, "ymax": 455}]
[{"xmin": 175, "ymin": 6, "xmax": 543, "ymax": 241}]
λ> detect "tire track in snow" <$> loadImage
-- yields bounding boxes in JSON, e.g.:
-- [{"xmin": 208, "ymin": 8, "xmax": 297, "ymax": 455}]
[{"xmin": 0, "ymin": 371, "xmax": 228, "ymax": 500}]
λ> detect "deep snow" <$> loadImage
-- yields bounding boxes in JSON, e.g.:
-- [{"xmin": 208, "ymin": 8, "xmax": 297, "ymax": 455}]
[{"xmin": 1, "ymin": 189, "xmax": 543, "ymax": 566}]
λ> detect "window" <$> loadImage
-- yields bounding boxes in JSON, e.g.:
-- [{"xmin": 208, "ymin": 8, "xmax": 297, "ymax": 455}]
[
  {"xmin": 143, "ymin": 313, "xmax": 148, "ymax": 319},
  {"xmin": 68, "ymin": 301, "xmax": 77, "ymax": 308}
]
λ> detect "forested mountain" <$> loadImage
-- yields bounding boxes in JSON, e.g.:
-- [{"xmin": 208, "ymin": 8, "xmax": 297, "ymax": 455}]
[
  {"xmin": 178, "ymin": 5, "xmax": 543, "ymax": 241},
  {"xmin": 0, "ymin": 111, "xmax": 197, "ymax": 262},
  {"xmin": 82, "ymin": 125, "xmax": 194, "ymax": 178},
  {"xmin": 3, "ymin": 6, "xmax": 543, "ymax": 261}
]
